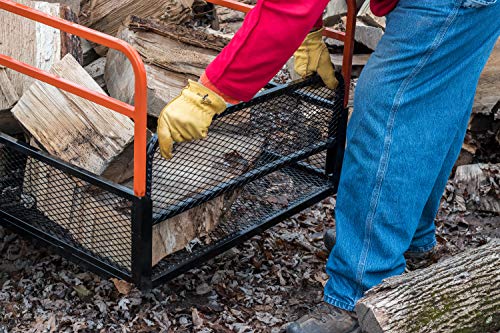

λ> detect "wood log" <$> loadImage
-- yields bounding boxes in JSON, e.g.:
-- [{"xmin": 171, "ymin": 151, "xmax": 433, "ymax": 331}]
[
  {"xmin": 473, "ymin": 39, "xmax": 499, "ymax": 116},
  {"xmin": 84, "ymin": 57, "xmax": 107, "ymax": 90},
  {"xmin": 12, "ymin": 54, "xmax": 135, "ymax": 184},
  {"xmin": 356, "ymin": 239, "xmax": 500, "ymax": 333},
  {"xmin": 0, "ymin": 0, "xmax": 81, "ymax": 101},
  {"xmin": 0, "ymin": 67, "xmax": 22, "ymax": 135},
  {"xmin": 357, "ymin": 0, "xmax": 386, "ymax": 30},
  {"xmin": 79, "ymin": 0, "xmax": 194, "ymax": 55},
  {"xmin": 105, "ymin": 16, "xmax": 230, "ymax": 117}
]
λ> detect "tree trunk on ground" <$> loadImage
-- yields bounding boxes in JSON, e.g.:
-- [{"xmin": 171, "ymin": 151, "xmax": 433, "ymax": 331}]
[
  {"xmin": 356, "ymin": 239, "xmax": 500, "ymax": 333},
  {"xmin": 105, "ymin": 16, "xmax": 230, "ymax": 118}
]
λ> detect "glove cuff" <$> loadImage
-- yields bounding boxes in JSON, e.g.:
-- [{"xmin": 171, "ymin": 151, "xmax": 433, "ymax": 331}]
[
  {"xmin": 200, "ymin": 72, "xmax": 240, "ymax": 105},
  {"xmin": 184, "ymin": 80, "xmax": 227, "ymax": 116}
]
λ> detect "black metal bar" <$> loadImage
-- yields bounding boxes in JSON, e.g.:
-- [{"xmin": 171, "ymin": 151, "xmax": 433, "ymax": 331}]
[
  {"xmin": 325, "ymin": 107, "xmax": 348, "ymax": 189},
  {"xmin": 0, "ymin": 133, "xmax": 135, "ymax": 200},
  {"xmin": 131, "ymin": 196, "xmax": 153, "ymax": 291},
  {"xmin": 0, "ymin": 210, "xmax": 132, "ymax": 281},
  {"xmin": 261, "ymin": 150, "xmax": 330, "ymax": 178},
  {"xmin": 151, "ymin": 184, "xmax": 335, "ymax": 287},
  {"xmin": 152, "ymin": 141, "xmax": 329, "ymax": 223}
]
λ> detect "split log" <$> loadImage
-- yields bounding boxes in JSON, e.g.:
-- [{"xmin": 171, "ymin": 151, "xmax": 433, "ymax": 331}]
[
  {"xmin": 12, "ymin": 54, "xmax": 135, "ymax": 183},
  {"xmin": 0, "ymin": 67, "xmax": 22, "ymax": 135},
  {"xmin": 356, "ymin": 239, "xmax": 500, "ymax": 333},
  {"xmin": 105, "ymin": 16, "xmax": 230, "ymax": 117},
  {"xmin": 0, "ymin": 0, "xmax": 81, "ymax": 101},
  {"xmin": 84, "ymin": 57, "xmax": 107, "ymax": 90},
  {"xmin": 357, "ymin": 0, "xmax": 386, "ymax": 30},
  {"xmin": 79, "ymin": 0, "xmax": 194, "ymax": 55},
  {"xmin": 473, "ymin": 39, "xmax": 499, "ymax": 116}
]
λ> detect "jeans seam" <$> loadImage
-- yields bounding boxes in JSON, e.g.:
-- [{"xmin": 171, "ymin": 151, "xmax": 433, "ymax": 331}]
[{"xmin": 353, "ymin": 2, "xmax": 462, "ymax": 301}]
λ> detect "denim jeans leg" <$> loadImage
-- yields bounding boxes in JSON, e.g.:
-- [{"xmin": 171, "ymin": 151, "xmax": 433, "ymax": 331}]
[
  {"xmin": 409, "ymin": 104, "xmax": 473, "ymax": 253},
  {"xmin": 324, "ymin": 0, "xmax": 500, "ymax": 311}
]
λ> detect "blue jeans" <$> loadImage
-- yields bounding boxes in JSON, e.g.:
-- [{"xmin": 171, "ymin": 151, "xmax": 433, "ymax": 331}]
[{"xmin": 324, "ymin": 0, "xmax": 500, "ymax": 311}]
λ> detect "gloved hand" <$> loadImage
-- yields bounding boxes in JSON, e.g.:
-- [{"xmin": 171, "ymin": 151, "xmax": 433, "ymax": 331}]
[
  {"xmin": 157, "ymin": 80, "xmax": 227, "ymax": 159},
  {"xmin": 293, "ymin": 28, "xmax": 339, "ymax": 90}
]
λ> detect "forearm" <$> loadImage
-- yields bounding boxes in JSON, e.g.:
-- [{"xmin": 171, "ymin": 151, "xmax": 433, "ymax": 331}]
[{"xmin": 204, "ymin": 0, "xmax": 329, "ymax": 102}]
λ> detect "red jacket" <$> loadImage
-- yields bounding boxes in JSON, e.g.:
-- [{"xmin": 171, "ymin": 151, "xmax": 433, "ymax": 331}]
[{"xmin": 371, "ymin": 0, "xmax": 399, "ymax": 16}]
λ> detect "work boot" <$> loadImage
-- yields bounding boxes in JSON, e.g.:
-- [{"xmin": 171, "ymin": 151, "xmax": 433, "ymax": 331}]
[
  {"xmin": 286, "ymin": 303, "xmax": 360, "ymax": 333},
  {"xmin": 324, "ymin": 228, "xmax": 336, "ymax": 252},
  {"xmin": 404, "ymin": 246, "xmax": 437, "ymax": 271}
]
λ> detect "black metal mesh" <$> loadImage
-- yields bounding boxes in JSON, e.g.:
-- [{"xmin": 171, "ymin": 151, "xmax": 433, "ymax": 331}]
[
  {"xmin": 0, "ymin": 142, "xmax": 133, "ymax": 273},
  {"xmin": 149, "ymin": 76, "xmax": 343, "ymax": 223},
  {"xmin": 151, "ymin": 164, "xmax": 331, "ymax": 280},
  {"xmin": 149, "ymin": 76, "xmax": 344, "ymax": 277}
]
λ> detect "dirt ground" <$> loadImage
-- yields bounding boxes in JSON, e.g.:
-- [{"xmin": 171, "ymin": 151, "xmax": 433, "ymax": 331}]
[{"xmin": 0, "ymin": 170, "xmax": 498, "ymax": 332}]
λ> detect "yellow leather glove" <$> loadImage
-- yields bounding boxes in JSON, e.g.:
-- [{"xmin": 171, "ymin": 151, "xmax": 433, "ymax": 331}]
[
  {"xmin": 293, "ymin": 28, "xmax": 339, "ymax": 90},
  {"xmin": 157, "ymin": 80, "xmax": 227, "ymax": 159}
]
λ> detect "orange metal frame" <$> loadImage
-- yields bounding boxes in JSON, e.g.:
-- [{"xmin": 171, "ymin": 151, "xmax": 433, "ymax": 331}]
[
  {"xmin": 0, "ymin": 0, "xmax": 356, "ymax": 198},
  {"xmin": 0, "ymin": 0, "xmax": 148, "ymax": 197}
]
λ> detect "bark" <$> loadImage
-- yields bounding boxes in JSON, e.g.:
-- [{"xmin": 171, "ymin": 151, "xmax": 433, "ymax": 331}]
[
  {"xmin": 356, "ymin": 239, "xmax": 500, "ymax": 333},
  {"xmin": 79, "ymin": 0, "xmax": 194, "ymax": 54},
  {"xmin": 105, "ymin": 16, "xmax": 230, "ymax": 117}
]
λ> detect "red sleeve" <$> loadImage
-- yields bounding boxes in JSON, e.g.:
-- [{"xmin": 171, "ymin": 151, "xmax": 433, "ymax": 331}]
[{"xmin": 370, "ymin": 0, "xmax": 399, "ymax": 16}]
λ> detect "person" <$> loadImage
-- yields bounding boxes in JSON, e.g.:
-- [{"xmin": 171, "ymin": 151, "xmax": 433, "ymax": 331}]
[{"xmin": 157, "ymin": 0, "xmax": 500, "ymax": 331}]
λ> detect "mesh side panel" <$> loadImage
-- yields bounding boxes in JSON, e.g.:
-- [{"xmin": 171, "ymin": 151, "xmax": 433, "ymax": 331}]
[
  {"xmin": 0, "ymin": 143, "xmax": 133, "ymax": 272},
  {"xmin": 150, "ymin": 77, "xmax": 342, "ymax": 222},
  {"xmin": 152, "ymin": 165, "xmax": 330, "ymax": 278}
]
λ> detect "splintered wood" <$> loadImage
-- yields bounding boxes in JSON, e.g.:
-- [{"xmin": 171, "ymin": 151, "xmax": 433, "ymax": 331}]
[
  {"xmin": 105, "ymin": 16, "xmax": 230, "ymax": 117},
  {"xmin": 79, "ymin": 0, "xmax": 194, "ymax": 54}
]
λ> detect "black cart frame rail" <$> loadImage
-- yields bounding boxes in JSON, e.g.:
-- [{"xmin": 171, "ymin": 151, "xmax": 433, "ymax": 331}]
[{"xmin": 0, "ymin": 0, "xmax": 355, "ymax": 290}]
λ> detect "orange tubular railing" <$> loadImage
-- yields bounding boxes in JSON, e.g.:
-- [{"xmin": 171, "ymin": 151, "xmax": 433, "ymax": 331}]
[
  {"xmin": 0, "ymin": 0, "xmax": 148, "ymax": 197},
  {"xmin": 206, "ymin": 0, "xmax": 357, "ymax": 107}
]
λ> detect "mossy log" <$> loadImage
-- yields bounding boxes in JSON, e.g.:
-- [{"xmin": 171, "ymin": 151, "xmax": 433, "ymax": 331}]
[{"xmin": 356, "ymin": 239, "xmax": 500, "ymax": 333}]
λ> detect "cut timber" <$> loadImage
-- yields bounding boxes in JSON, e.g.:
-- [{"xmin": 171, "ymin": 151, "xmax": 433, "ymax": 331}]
[
  {"xmin": 151, "ymin": 130, "xmax": 265, "ymax": 265},
  {"xmin": 453, "ymin": 163, "xmax": 500, "ymax": 214},
  {"xmin": 0, "ymin": 67, "xmax": 22, "ymax": 135},
  {"xmin": 79, "ymin": 0, "xmax": 194, "ymax": 54},
  {"xmin": 356, "ymin": 239, "xmax": 500, "ymax": 333},
  {"xmin": 105, "ymin": 16, "xmax": 230, "ymax": 117},
  {"xmin": 473, "ymin": 39, "xmax": 499, "ymax": 116},
  {"xmin": 12, "ymin": 54, "xmax": 135, "ymax": 183},
  {"xmin": 0, "ymin": 0, "xmax": 81, "ymax": 101},
  {"xmin": 357, "ymin": 0, "xmax": 386, "ymax": 30}
]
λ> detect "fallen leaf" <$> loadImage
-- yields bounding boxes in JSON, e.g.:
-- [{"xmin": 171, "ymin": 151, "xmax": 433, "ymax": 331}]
[
  {"xmin": 192, "ymin": 307, "xmax": 203, "ymax": 328},
  {"xmin": 111, "ymin": 278, "xmax": 132, "ymax": 295}
]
